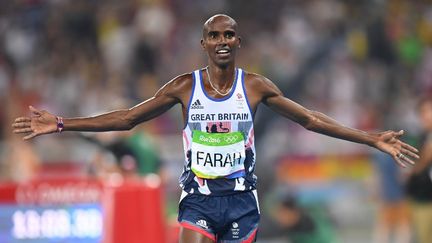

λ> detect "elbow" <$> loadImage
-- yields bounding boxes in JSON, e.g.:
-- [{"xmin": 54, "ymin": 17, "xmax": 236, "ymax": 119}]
[
  {"xmin": 122, "ymin": 117, "xmax": 136, "ymax": 131},
  {"xmin": 122, "ymin": 120, "xmax": 135, "ymax": 131},
  {"xmin": 119, "ymin": 110, "xmax": 136, "ymax": 131},
  {"xmin": 302, "ymin": 115, "xmax": 319, "ymax": 131}
]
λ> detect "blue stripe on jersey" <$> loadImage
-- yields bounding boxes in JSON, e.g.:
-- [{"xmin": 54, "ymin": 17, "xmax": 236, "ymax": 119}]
[
  {"xmin": 241, "ymin": 70, "xmax": 254, "ymax": 117},
  {"xmin": 183, "ymin": 71, "xmax": 197, "ymax": 129}
]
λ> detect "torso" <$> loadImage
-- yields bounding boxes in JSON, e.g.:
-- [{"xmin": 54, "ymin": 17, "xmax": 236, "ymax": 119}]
[
  {"xmin": 178, "ymin": 68, "xmax": 258, "ymax": 196},
  {"xmin": 172, "ymin": 68, "xmax": 266, "ymax": 126}
]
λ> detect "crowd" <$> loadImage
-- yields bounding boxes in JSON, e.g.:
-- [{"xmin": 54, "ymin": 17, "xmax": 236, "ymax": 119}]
[{"xmin": 0, "ymin": 0, "xmax": 431, "ymax": 242}]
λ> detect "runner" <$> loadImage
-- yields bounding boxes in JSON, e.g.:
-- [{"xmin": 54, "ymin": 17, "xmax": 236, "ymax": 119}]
[{"xmin": 12, "ymin": 14, "xmax": 419, "ymax": 243}]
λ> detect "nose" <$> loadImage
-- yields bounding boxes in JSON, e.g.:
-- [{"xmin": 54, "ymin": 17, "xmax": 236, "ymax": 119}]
[{"xmin": 217, "ymin": 36, "xmax": 228, "ymax": 45}]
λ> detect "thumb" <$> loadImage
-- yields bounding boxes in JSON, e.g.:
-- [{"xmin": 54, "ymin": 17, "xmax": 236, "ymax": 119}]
[{"xmin": 29, "ymin": 106, "xmax": 42, "ymax": 116}]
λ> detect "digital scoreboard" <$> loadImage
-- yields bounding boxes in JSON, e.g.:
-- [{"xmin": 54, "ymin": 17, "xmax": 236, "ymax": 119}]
[
  {"xmin": 0, "ymin": 174, "xmax": 166, "ymax": 243},
  {"xmin": 0, "ymin": 204, "xmax": 102, "ymax": 243},
  {"xmin": 0, "ymin": 178, "xmax": 103, "ymax": 243}
]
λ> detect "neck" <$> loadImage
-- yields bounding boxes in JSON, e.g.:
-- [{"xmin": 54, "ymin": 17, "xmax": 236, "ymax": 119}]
[{"xmin": 206, "ymin": 63, "xmax": 236, "ymax": 87}]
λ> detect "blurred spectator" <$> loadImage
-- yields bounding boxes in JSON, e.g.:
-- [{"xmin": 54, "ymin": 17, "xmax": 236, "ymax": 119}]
[
  {"xmin": 270, "ymin": 190, "xmax": 337, "ymax": 243},
  {"xmin": 405, "ymin": 96, "xmax": 432, "ymax": 243},
  {"xmin": 82, "ymin": 127, "xmax": 163, "ymax": 179},
  {"xmin": 371, "ymin": 152, "xmax": 411, "ymax": 243},
  {"xmin": 126, "ymin": 125, "xmax": 163, "ymax": 176}
]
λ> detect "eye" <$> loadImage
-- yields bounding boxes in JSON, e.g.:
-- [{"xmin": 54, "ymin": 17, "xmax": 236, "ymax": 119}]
[
  {"xmin": 225, "ymin": 32, "xmax": 235, "ymax": 39},
  {"xmin": 208, "ymin": 32, "xmax": 217, "ymax": 39}
]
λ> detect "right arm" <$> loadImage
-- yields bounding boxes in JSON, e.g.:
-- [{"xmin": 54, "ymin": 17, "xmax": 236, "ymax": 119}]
[
  {"xmin": 65, "ymin": 97, "xmax": 177, "ymax": 132},
  {"xmin": 12, "ymin": 74, "xmax": 192, "ymax": 140}
]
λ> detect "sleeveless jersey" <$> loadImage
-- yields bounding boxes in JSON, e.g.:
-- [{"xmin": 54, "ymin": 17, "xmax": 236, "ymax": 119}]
[{"xmin": 179, "ymin": 68, "xmax": 257, "ymax": 196}]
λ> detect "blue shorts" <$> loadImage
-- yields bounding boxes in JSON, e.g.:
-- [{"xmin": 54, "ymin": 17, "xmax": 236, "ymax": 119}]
[{"xmin": 178, "ymin": 190, "xmax": 260, "ymax": 242}]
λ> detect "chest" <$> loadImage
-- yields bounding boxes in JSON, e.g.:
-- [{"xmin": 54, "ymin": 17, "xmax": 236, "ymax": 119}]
[{"xmin": 187, "ymin": 68, "xmax": 253, "ymax": 121}]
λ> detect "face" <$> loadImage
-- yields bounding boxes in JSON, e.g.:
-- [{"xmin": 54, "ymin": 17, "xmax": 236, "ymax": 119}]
[
  {"xmin": 419, "ymin": 101, "xmax": 432, "ymax": 131},
  {"xmin": 201, "ymin": 16, "xmax": 241, "ymax": 67}
]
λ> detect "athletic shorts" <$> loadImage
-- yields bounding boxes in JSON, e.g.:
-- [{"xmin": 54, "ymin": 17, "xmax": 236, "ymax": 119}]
[{"xmin": 178, "ymin": 190, "xmax": 260, "ymax": 243}]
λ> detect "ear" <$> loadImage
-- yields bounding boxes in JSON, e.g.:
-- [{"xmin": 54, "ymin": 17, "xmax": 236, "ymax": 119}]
[
  {"xmin": 238, "ymin": 36, "xmax": 242, "ymax": 48},
  {"xmin": 200, "ymin": 38, "xmax": 206, "ymax": 50}
]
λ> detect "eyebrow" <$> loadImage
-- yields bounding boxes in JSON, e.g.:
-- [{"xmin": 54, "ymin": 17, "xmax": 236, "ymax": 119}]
[{"xmin": 207, "ymin": 30, "xmax": 236, "ymax": 36}]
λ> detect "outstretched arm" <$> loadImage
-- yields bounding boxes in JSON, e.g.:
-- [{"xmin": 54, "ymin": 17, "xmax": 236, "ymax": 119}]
[
  {"xmin": 251, "ymin": 74, "xmax": 419, "ymax": 167},
  {"xmin": 12, "ymin": 74, "xmax": 191, "ymax": 140}
]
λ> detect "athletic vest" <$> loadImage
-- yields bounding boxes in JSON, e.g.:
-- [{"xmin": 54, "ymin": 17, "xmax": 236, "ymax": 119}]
[{"xmin": 179, "ymin": 68, "xmax": 257, "ymax": 196}]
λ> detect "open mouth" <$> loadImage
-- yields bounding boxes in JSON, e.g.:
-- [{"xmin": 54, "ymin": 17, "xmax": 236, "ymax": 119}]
[
  {"xmin": 216, "ymin": 49, "xmax": 231, "ymax": 57},
  {"xmin": 216, "ymin": 49, "xmax": 230, "ymax": 54}
]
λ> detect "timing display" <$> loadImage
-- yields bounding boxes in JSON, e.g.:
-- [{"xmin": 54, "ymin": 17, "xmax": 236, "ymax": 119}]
[{"xmin": 0, "ymin": 204, "xmax": 102, "ymax": 243}]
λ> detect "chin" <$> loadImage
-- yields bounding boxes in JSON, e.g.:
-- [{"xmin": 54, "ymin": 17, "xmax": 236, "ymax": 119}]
[{"xmin": 214, "ymin": 58, "xmax": 234, "ymax": 67}]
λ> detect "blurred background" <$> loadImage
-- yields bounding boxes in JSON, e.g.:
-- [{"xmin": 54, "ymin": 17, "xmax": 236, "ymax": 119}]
[{"xmin": 1, "ymin": 0, "xmax": 432, "ymax": 242}]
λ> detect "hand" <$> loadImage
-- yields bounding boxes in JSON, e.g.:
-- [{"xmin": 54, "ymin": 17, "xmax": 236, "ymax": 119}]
[
  {"xmin": 12, "ymin": 106, "xmax": 58, "ymax": 140},
  {"xmin": 373, "ymin": 130, "xmax": 419, "ymax": 167}
]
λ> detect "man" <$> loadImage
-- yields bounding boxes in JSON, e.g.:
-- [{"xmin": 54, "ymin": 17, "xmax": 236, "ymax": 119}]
[
  {"xmin": 12, "ymin": 14, "xmax": 419, "ymax": 243},
  {"xmin": 406, "ymin": 96, "xmax": 432, "ymax": 243},
  {"xmin": 271, "ymin": 191, "xmax": 336, "ymax": 243}
]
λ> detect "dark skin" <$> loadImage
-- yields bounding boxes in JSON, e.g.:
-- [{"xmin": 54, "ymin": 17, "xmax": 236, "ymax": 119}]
[{"xmin": 12, "ymin": 14, "xmax": 419, "ymax": 243}]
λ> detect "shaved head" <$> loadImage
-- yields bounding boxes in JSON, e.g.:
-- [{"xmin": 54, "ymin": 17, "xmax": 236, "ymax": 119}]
[
  {"xmin": 203, "ymin": 14, "xmax": 238, "ymax": 38},
  {"xmin": 200, "ymin": 14, "xmax": 241, "ymax": 67}
]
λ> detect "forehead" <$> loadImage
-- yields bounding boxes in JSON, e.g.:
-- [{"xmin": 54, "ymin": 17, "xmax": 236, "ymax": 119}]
[{"xmin": 204, "ymin": 16, "xmax": 237, "ymax": 33}]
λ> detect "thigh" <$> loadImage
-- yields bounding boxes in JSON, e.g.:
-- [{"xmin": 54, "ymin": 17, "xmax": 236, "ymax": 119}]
[{"xmin": 180, "ymin": 227, "xmax": 215, "ymax": 243}]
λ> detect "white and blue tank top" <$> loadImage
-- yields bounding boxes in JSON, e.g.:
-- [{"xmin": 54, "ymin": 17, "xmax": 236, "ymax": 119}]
[{"xmin": 179, "ymin": 68, "xmax": 257, "ymax": 196}]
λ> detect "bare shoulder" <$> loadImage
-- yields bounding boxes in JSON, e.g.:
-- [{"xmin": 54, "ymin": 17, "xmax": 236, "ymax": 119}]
[
  {"xmin": 244, "ymin": 71, "xmax": 268, "ymax": 86},
  {"xmin": 160, "ymin": 72, "xmax": 194, "ymax": 96},
  {"xmin": 243, "ymin": 70, "xmax": 282, "ymax": 100},
  {"xmin": 154, "ymin": 73, "xmax": 193, "ymax": 104}
]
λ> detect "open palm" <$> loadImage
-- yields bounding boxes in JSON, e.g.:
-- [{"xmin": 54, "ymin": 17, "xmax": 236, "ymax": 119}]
[
  {"xmin": 374, "ymin": 130, "xmax": 419, "ymax": 167},
  {"xmin": 12, "ymin": 106, "xmax": 58, "ymax": 140}
]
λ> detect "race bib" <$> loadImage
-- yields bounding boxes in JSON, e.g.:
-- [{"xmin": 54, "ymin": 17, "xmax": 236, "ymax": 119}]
[{"xmin": 191, "ymin": 130, "xmax": 246, "ymax": 179}]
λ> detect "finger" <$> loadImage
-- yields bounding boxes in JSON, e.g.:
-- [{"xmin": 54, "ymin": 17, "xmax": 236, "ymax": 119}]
[
  {"xmin": 400, "ymin": 148, "xmax": 420, "ymax": 159},
  {"xmin": 389, "ymin": 130, "xmax": 403, "ymax": 139},
  {"xmin": 23, "ymin": 133, "xmax": 38, "ymax": 140},
  {"xmin": 396, "ymin": 130, "xmax": 404, "ymax": 137},
  {"xmin": 393, "ymin": 156, "xmax": 407, "ymax": 168},
  {"xmin": 14, "ymin": 117, "xmax": 31, "ymax": 123},
  {"xmin": 401, "ymin": 156, "xmax": 416, "ymax": 165},
  {"xmin": 13, "ymin": 128, "xmax": 33, "ymax": 134},
  {"xmin": 29, "ymin": 106, "xmax": 42, "ymax": 116},
  {"xmin": 382, "ymin": 130, "xmax": 393, "ymax": 137},
  {"xmin": 12, "ymin": 122, "xmax": 31, "ymax": 128},
  {"xmin": 400, "ymin": 142, "xmax": 419, "ymax": 153}
]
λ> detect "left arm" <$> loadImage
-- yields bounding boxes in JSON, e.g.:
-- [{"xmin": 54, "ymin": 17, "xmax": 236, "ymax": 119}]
[{"xmin": 248, "ymin": 74, "xmax": 419, "ymax": 167}]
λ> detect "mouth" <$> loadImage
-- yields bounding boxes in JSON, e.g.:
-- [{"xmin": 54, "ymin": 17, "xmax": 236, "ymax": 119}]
[{"xmin": 215, "ymin": 48, "xmax": 231, "ymax": 57}]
